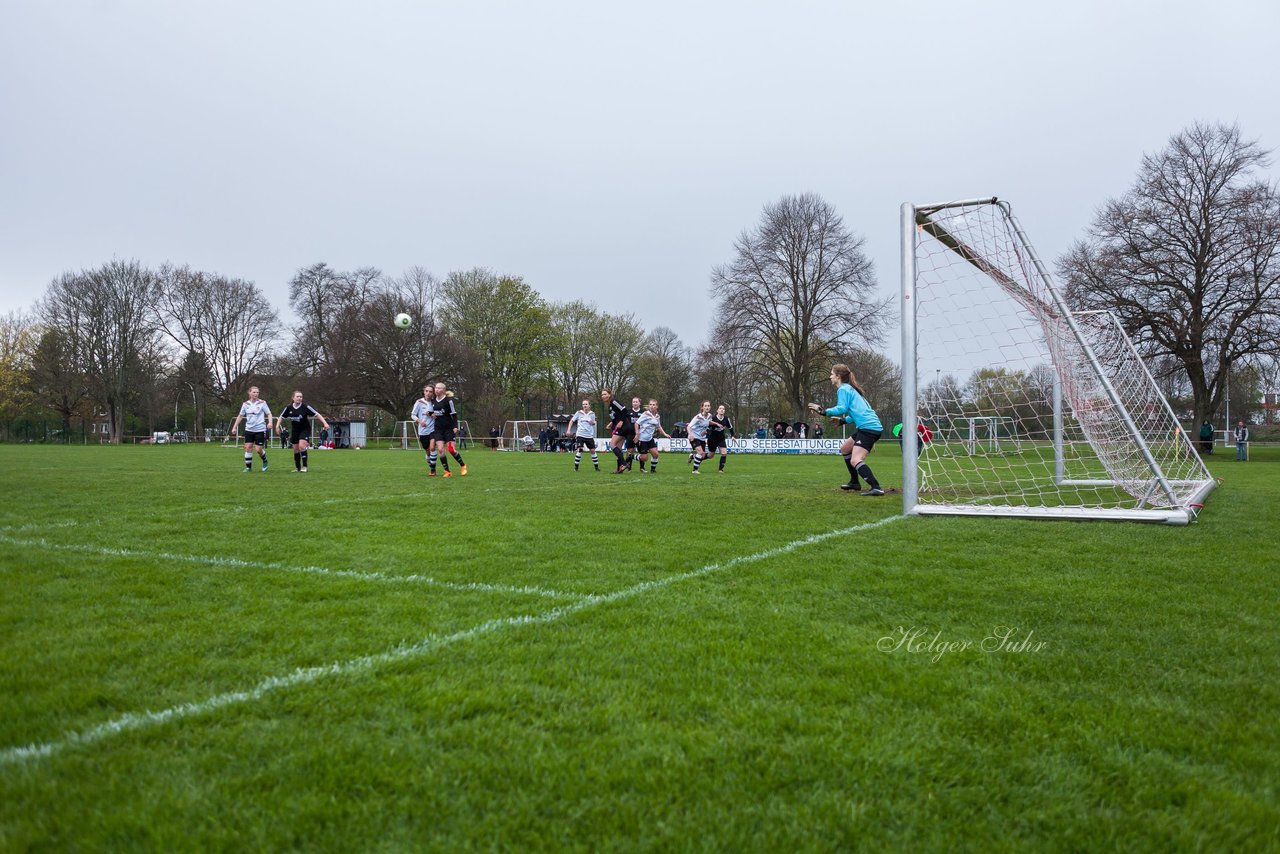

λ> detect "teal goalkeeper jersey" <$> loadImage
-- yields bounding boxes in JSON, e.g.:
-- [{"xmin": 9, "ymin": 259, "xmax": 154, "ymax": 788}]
[{"xmin": 825, "ymin": 384, "xmax": 883, "ymax": 432}]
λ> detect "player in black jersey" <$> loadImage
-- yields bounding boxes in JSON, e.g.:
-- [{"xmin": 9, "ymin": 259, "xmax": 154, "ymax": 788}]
[
  {"xmin": 601, "ymin": 389, "xmax": 632, "ymax": 473},
  {"xmin": 707, "ymin": 404, "xmax": 735, "ymax": 473},
  {"xmin": 275, "ymin": 390, "xmax": 331, "ymax": 472},
  {"xmin": 627, "ymin": 397, "xmax": 646, "ymax": 471},
  {"xmin": 431, "ymin": 381, "xmax": 468, "ymax": 477}
]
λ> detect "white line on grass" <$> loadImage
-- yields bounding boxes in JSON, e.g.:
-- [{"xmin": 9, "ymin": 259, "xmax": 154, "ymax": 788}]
[
  {"xmin": 0, "ymin": 520, "xmax": 80, "ymax": 534},
  {"xmin": 0, "ymin": 515, "xmax": 905, "ymax": 767},
  {"xmin": 0, "ymin": 535, "xmax": 583, "ymax": 601}
]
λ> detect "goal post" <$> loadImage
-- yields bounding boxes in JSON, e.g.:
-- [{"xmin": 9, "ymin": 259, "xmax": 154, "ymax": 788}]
[{"xmin": 900, "ymin": 198, "xmax": 1215, "ymax": 525}]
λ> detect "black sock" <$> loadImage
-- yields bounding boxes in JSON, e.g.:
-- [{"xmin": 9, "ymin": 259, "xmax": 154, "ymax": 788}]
[
  {"xmin": 244, "ymin": 452, "xmax": 252, "ymax": 469},
  {"xmin": 294, "ymin": 451, "xmax": 302, "ymax": 470},
  {"xmin": 856, "ymin": 462, "xmax": 880, "ymax": 489},
  {"xmin": 614, "ymin": 447, "xmax": 626, "ymax": 465},
  {"xmin": 844, "ymin": 455, "xmax": 860, "ymax": 485},
  {"xmin": 719, "ymin": 455, "xmax": 726, "ymax": 471},
  {"xmin": 301, "ymin": 449, "xmax": 308, "ymax": 467}
]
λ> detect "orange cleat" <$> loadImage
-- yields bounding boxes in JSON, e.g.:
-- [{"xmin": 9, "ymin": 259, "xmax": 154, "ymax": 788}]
[
  {"xmin": 460, "ymin": 464, "xmax": 468, "ymax": 476},
  {"xmin": 443, "ymin": 470, "xmax": 452, "ymax": 478}
]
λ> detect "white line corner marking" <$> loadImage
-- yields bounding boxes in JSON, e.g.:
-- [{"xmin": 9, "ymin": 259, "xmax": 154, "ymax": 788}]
[{"xmin": 0, "ymin": 515, "xmax": 904, "ymax": 766}]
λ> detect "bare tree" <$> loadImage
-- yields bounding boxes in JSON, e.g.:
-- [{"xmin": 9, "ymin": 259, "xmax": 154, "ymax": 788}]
[
  {"xmin": 288, "ymin": 263, "xmax": 381, "ymax": 400},
  {"xmin": 41, "ymin": 260, "xmax": 161, "ymax": 443},
  {"xmin": 346, "ymin": 269, "xmax": 472, "ymax": 423},
  {"xmin": 632, "ymin": 326, "xmax": 693, "ymax": 414},
  {"xmin": 1058, "ymin": 122, "xmax": 1280, "ymax": 424},
  {"xmin": 154, "ymin": 264, "xmax": 280, "ymax": 431},
  {"xmin": 697, "ymin": 324, "xmax": 767, "ymax": 433},
  {"xmin": 711, "ymin": 193, "xmax": 889, "ymax": 422}
]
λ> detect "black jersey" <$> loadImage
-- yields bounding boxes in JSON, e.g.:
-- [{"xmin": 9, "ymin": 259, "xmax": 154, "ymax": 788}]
[
  {"xmin": 431, "ymin": 395, "xmax": 458, "ymax": 433},
  {"xmin": 708, "ymin": 414, "xmax": 734, "ymax": 444},
  {"xmin": 279, "ymin": 402, "xmax": 320, "ymax": 428},
  {"xmin": 607, "ymin": 399, "xmax": 630, "ymax": 432}
]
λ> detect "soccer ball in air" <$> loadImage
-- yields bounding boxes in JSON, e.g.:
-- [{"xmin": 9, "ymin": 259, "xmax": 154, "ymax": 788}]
[{"xmin": 394, "ymin": 313, "xmax": 413, "ymax": 329}]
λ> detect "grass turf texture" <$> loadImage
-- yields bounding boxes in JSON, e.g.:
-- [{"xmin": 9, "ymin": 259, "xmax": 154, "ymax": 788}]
[{"xmin": 0, "ymin": 444, "xmax": 1276, "ymax": 850}]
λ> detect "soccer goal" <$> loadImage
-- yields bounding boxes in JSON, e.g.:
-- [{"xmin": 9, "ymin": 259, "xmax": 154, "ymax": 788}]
[
  {"xmin": 900, "ymin": 197, "xmax": 1215, "ymax": 524},
  {"xmin": 502, "ymin": 420, "xmax": 548, "ymax": 451},
  {"xmin": 391, "ymin": 419, "xmax": 473, "ymax": 449}
]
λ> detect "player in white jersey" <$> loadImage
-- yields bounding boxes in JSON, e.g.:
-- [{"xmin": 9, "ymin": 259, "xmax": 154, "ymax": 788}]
[
  {"xmin": 410, "ymin": 385, "xmax": 440, "ymax": 476},
  {"xmin": 634, "ymin": 399, "xmax": 671, "ymax": 473},
  {"xmin": 686, "ymin": 400, "xmax": 713, "ymax": 474},
  {"xmin": 230, "ymin": 386, "xmax": 273, "ymax": 472},
  {"xmin": 566, "ymin": 399, "xmax": 600, "ymax": 472}
]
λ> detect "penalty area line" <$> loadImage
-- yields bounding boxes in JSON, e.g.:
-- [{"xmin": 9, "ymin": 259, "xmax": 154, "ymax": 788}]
[
  {"xmin": 0, "ymin": 515, "xmax": 905, "ymax": 767},
  {"xmin": 0, "ymin": 535, "xmax": 583, "ymax": 602}
]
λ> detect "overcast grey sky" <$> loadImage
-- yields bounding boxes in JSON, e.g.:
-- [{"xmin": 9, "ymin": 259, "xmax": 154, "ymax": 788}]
[{"xmin": 2, "ymin": 1, "xmax": 1277, "ymax": 351}]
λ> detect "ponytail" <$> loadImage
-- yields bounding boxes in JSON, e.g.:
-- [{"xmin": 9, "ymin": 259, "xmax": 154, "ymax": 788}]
[{"xmin": 832, "ymin": 363, "xmax": 866, "ymax": 398}]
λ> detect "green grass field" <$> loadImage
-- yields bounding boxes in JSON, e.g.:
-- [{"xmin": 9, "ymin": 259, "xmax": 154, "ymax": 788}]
[{"xmin": 1, "ymin": 443, "xmax": 1277, "ymax": 850}]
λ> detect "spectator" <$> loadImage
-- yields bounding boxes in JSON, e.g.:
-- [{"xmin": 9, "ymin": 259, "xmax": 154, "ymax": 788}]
[
  {"xmin": 1199, "ymin": 420, "xmax": 1214, "ymax": 454},
  {"xmin": 538, "ymin": 427, "xmax": 548, "ymax": 452},
  {"xmin": 755, "ymin": 424, "xmax": 767, "ymax": 440},
  {"xmin": 813, "ymin": 422, "xmax": 824, "ymax": 439},
  {"xmin": 773, "ymin": 421, "xmax": 787, "ymax": 439},
  {"xmin": 490, "ymin": 425, "xmax": 501, "ymax": 450},
  {"xmin": 784, "ymin": 426, "xmax": 796, "ymax": 439},
  {"xmin": 1235, "ymin": 421, "xmax": 1249, "ymax": 461}
]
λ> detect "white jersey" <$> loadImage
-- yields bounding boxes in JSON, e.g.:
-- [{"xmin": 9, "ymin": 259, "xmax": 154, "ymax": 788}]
[
  {"xmin": 411, "ymin": 399, "xmax": 436, "ymax": 436},
  {"xmin": 569, "ymin": 410, "xmax": 596, "ymax": 438},
  {"xmin": 238, "ymin": 399, "xmax": 272, "ymax": 432},
  {"xmin": 687, "ymin": 412, "xmax": 712, "ymax": 441},
  {"xmin": 635, "ymin": 411, "xmax": 662, "ymax": 443}
]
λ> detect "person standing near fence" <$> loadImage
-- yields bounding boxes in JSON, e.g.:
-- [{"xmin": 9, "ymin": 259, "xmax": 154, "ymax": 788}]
[
  {"xmin": 230, "ymin": 386, "xmax": 273, "ymax": 473},
  {"xmin": 1235, "ymin": 421, "xmax": 1249, "ymax": 461}
]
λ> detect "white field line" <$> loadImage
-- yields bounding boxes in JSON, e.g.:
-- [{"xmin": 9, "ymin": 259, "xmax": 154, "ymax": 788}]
[
  {"xmin": 0, "ymin": 515, "xmax": 904, "ymax": 767},
  {"xmin": 0, "ymin": 535, "xmax": 583, "ymax": 601},
  {"xmin": 0, "ymin": 520, "xmax": 80, "ymax": 534}
]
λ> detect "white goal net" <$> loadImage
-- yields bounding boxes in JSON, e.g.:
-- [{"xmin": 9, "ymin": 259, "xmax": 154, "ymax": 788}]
[{"xmin": 901, "ymin": 197, "xmax": 1215, "ymax": 524}]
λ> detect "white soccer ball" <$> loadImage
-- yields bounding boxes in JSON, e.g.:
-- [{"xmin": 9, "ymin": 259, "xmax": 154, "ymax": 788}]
[{"xmin": 394, "ymin": 313, "xmax": 413, "ymax": 329}]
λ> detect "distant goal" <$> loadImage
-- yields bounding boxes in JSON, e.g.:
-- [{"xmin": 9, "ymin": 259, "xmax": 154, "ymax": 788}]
[{"xmin": 900, "ymin": 197, "xmax": 1215, "ymax": 524}]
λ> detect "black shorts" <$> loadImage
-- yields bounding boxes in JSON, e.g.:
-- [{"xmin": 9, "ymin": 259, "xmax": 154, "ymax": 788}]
[
  {"xmin": 289, "ymin": 428, "xmax": 311, "ymax": 446},
  {"xmin": 853, "ymin": 430, "xmax": 881, "ymax": 452},
  {"xmin": 418, "ymin": 434, "xmax": 433, "ymax": 452},
  {"xmin": 574, "ymin": 436, "xmax": 596, "ymax": 450},
  {"xmin": 432, "ymin": 428, "xmax": 453, "ymax": 444},
  {"xmin": 244, "ymin": 430, "xmax": 268, "ymax": 446},
  {"xmin": 707, "ymin": 434, "xmax": 726, "ymax": 451},
  {"xmin": 615, "ymin": 423, "xmax": 635, "ymax": 440},
  {"xmin": 636, "ymin": 439, "xmax": 658, "ymax": 453},
  {"xmin": 690, "ymin": 438, "xmax": 707, "ymax": 452}
]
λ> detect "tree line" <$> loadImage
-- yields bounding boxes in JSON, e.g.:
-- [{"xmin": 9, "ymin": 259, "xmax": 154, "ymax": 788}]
[{"xmin": 0, "ymin": 121, "xmax": 1276, "ymax": 443}]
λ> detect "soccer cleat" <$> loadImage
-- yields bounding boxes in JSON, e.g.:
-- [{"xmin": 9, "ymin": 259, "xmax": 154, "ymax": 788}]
[
  {"xmin": 261, "ymin": 463, "xmax": 268, "ymax": 472},
  {"xmin": 460, "ymin": 465, "xmax": 468, "ymax": 476},
  {"xmin": 574, "ymin": 464, "xmax": 579, "ymax": 471},
  {"xmin": 443, "ymin": 470, "xmax": 452, "ymax": 478},
  {"xmin": 840, "ymin": 482, "xmax": 861, "ymax": 491},
  {"xmin": 428, "ymin": 471, "xmax": 436, "ymax": 477},
  {"xmin": 301, "ymin": 467, "xmax": 307, "ymax": 472},
  {"xmin": 863, "ymin": 487, "xmax": 886, "ymax": 496},
  {"xmin": 691, "ymin": 469, "xmax": 701, "ymax": 475},
  {"xmin": 243, "ymin": 466, "xmax": 252, "ymax": 473},
  {"xmin": 594, "ymin": 465, "xmax": 599, "ymax": 471}
]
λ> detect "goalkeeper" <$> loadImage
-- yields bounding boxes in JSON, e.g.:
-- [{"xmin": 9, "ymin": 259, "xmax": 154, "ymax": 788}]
[{"xmin": 809, "ymin": 363, "xmax": 884, "ymax": 496}]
